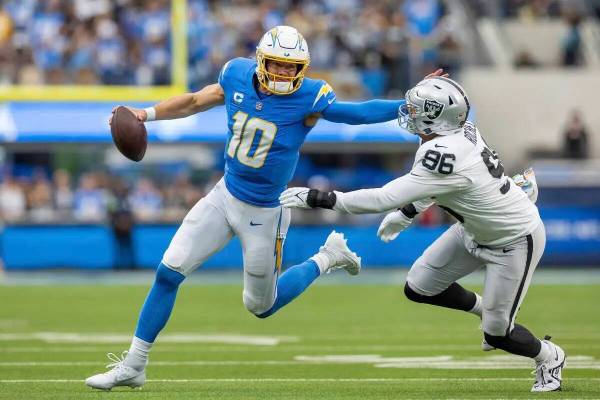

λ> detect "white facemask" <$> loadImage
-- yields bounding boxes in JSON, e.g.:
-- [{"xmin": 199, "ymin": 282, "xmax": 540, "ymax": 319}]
[{"xmin": 267, "ymin": 79, "xmax": 294, "ymax": 94}]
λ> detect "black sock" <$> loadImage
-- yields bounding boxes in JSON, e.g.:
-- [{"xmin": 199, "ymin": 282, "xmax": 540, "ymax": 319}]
[
  {"xmin": 484, "ymin": 323, "xmax": 542, "ymax": 358},
  {"xmin": 404, "ymin": 282, "xmax": 477, "ymax": 312}
]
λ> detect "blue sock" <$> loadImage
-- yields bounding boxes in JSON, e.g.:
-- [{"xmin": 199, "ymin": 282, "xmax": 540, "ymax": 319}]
[
  {"xmin": 134, "ymin": 263, "xmax": 185, "ymax": 343},
  {"xmin": 257, "ymin": 260, "xmax": 320, "ymax": 318}
]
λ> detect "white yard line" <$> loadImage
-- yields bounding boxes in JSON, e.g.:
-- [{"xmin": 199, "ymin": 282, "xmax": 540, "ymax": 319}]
[
  {"xmin": 1, "ymin": 377, "xmax": 600, "ymax": 384},
  {"xmin": 3, "ymin": 343, "xmax": 600, "ymax": 353},
  {"xmin": 1, "ymin": 355, "xmax": 598, "ymax": 369},
  {"xmin": 0, "ymin": 332, "xmax": 298, "ymax": 346}
]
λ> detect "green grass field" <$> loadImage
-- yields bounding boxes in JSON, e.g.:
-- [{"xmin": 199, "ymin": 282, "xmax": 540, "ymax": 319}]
[{"xmin": 1, "ymin": 280, "xmax": 599, "ymax": 399}]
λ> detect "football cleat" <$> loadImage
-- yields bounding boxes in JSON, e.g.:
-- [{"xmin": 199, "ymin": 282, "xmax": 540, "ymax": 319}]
[
  {"xmin": 531, "ymin": 336, "xmax": 566, "ymax": 392},
  {"xmin": 316, "ymin": 231, "xmax": 361, "ymax": 276},
  {"xmin": 85, "ymin": 351, "xmax": 146, "ymax": 391}
]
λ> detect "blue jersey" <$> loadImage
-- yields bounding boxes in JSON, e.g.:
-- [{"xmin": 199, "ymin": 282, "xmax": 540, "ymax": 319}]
[{"xmin": 218, "ymin": 57, "xmax": 336, "ymax": 207}]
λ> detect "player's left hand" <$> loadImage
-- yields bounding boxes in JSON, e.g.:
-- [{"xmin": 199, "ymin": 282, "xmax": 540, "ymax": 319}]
[
  {"xmin": 377, "ymin": 210, "xmax": 413, "ymax": 243},
  {"xmin": 279, "ymin": 187, "xmax": 312, "ymax": 209},
  {"xmin": 424, "ymin": 68, "xmax": 449, "ymax": 79}
]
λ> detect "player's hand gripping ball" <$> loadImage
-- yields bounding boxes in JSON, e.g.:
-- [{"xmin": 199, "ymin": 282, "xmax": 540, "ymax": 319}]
[{"xmin": 110, "ymin": 106, "xmax": 148, "ymax": 162}]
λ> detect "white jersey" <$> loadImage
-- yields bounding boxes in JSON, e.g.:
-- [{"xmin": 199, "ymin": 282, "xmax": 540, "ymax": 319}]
[{"xmin": 334, "ymin": 122, "xmax": 541, "ymax": 246}]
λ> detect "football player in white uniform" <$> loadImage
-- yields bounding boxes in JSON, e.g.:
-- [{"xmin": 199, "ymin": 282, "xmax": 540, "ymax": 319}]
[{"xmin": 280, "ymin": 77, "xmax": 565, "ymax": 392}]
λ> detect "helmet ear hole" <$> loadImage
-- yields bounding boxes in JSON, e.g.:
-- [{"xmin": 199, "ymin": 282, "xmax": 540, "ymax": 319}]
[{"xmin": 422, "ymin": 120, "xmax": 434, "ymax": 125}]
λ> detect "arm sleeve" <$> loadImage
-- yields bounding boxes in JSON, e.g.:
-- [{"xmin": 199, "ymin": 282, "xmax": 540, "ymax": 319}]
[
  {"xmin": 333, "ymin": 172, "xmax": 469, "ymax": 214},
  {"xmin": 321, "ymin": 99, "xmax": 406, "ymax": 125}
]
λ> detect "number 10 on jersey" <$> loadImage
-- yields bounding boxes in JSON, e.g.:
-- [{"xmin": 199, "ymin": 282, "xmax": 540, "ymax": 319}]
[{"xmin": 227, "ymin": 111, "xmax": 277, "ymax": 168}]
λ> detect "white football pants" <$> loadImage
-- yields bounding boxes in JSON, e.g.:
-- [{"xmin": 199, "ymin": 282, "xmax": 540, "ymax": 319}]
[
  {"xmin": 162, "ymin": 178, "xmax": 290, "ymax": 315},
  {"xmin": 407, "ymin": 222, "xmax": 546, "ymax": 336}
]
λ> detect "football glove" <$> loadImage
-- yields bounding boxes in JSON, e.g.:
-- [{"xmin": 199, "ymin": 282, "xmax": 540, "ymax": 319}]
[
  {"xmin": 377, "ymin": 210, "xmax": 414, "ymax": 243},
  {"xmin": 279, "ymin": 187, "xmax": 312, "ymax": 209},
  {"xmin": 512, "ymin": 167, "xmax": 538, "ymax": 203}
]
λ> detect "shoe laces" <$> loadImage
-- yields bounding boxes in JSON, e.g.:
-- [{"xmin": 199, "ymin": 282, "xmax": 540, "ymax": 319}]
[{"xmin": 105, "ymin": 350, "xmax": 128, "ymax": 371}]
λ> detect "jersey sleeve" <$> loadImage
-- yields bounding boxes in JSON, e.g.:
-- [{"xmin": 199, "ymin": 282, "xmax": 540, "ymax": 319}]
[
  {"xmin": 333, "ymin": 172, "xmax": 467, "ymax": 214},
  {"xmin": 217, "ymin": 59, "xmax": 234, "ymax": 93},
  {"xmin": 309, "ymin": 81, "xmax": 336, "ymax": 114}
]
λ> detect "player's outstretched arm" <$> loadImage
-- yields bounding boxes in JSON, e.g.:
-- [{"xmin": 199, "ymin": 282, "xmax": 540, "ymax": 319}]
[
  {"xmin": 280, "ymin": 174, "xmax": 459, "ymax": 214},
  {"xmin": 111, "ymin": 83, "xmax": 225, "ymax": 123},
  {"xmin": 319, "ymin": 68, "xmax": 448, "ymax": 125},
  {"xmin": 321, "ymin": 99, "xmax": 405, "ymax": 125}
]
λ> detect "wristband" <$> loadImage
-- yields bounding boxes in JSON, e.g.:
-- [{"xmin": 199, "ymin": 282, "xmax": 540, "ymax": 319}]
[
  {"xmin": 399, "ymin": 203, "xmax": 418, "ymax": 219},
  {"xmin": 307, "ymin": 189, "xmax": 337, "ymax": 209},
  {"xmin": 144, "ymin": 107, "xmax": 156, "ymax": 121}
]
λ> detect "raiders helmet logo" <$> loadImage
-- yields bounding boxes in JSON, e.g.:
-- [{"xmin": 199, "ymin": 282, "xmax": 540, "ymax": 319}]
[{"xmin": 424, "ymin": 99, "xmax": 444, "ymax": 120}]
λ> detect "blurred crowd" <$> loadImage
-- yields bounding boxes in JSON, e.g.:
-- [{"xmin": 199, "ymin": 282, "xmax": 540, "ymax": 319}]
[
  {"xmin": 0, "ymin": 153, "xmax": 453, "ymax": 227},
  {"xmin": 0, "ymin": 0, "xmax": 171, "ymax": 85},
  {"xmin": 0, "ymin": 0, "xmax": 463, "ymax": 97},
  {"xmin": 1, "ymin": 0, "xmax": 596, "ymax": 95},
  {"xmin": 467, "ymin": 0, "xmax": 598, "ymax": 68},
  {"xmin": 0, "ymin": 169, "xmax": 211, "ymax": 224},
  {"xmin": 479, "ymin": 0, "xmax": 599, "ymax": 19},
  {"xmin": 187, "ymin": 0, "xmax": 463, "ymax": 97}
]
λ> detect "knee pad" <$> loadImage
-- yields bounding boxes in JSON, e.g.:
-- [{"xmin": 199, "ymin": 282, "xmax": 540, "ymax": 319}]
[
  {"xmin": 155, "ymin": 263, "xmax": 186, "ymax": 289},
  {"xmin": 242, "ymin": 291, "xmax": 274, "ymax": 317},
  {"xmin": 482, "ymin": 312, "xmax": 510, "ymax": 337},
  {"xmin": 406, "ymin": 258, "xmax": 441, "ymax": 297}
]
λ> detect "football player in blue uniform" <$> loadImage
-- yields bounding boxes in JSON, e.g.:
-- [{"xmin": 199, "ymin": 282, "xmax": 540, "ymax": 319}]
[{"xmin": 86, "ymin": 26, "xmax": 447, "ymax": 390}]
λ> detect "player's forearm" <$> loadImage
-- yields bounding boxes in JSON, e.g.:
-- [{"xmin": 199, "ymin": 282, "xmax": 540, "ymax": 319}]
[
  {"xmin": 303, "ymin": 176, "xmax": 432, "ymax": 214},
  {"xmin": 151, "ymin": 84, "xmax": 224, "ymax": 120},
  {"xmin": 333, "ymin": 187, "xmax": 406, "ymax": 214},
  {"xmin": 307, "ymin": 175, "xmax": 453, "ymax": 214},
  {"xmin": 321, "ymin": 99, "xmax": 405, "ymax": 125}
]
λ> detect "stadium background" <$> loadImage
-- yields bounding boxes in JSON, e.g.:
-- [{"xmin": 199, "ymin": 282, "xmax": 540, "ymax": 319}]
[
  {"xmin": 0, "ymin": 0, "xmax": 598, "ymax": 270},
  {"xmin": 1, "ymin": 1, "xmax": 600, "ymax": 399}
]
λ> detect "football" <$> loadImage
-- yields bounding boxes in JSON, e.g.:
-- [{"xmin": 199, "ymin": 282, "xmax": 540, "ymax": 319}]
[{"xmin": 110, "ymin": 106, "xmax": 147, "ymax": 162}]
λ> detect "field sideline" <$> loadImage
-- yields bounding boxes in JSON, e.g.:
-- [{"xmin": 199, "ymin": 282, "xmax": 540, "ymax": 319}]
[{"xmin": 1, "ymin": 270, "xmax": 599, "ymax": 399}]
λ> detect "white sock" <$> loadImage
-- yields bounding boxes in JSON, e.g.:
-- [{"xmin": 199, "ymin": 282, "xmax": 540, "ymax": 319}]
[
  {"xmin": 534, "ymin": 340, "xmax": 552, "ymax": 363},
  {"xmin": 468, "ymin": 293, "xmax": 483, "ymax": 317},
  {"xmin": 124, "ymin": 336, "xmax": 152, "ymax": 371},
  {"xmin": 310, "ymin": 253, "xmax": 330, "ymax": 274}
]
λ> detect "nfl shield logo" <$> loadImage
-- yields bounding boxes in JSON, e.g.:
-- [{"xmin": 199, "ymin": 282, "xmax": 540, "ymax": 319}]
[{"xmin": 255, "ymin": 102, "xmax": 263, "ymax": 111}]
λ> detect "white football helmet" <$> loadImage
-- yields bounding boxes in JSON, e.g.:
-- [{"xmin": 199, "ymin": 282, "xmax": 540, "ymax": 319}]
[
  {"xmin": 398, "ymin": 77, "xmax": 470, "ymax": 136},
  {"xmin": 256, "ymin": 25, "xmax": 310, "ymax": 95}
]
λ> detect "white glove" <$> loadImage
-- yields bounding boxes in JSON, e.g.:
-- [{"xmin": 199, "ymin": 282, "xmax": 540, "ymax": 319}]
[
  {"xmin": 512, "ymin": 167, "xmax": 538, "ymax": 204},
  {"xmin": 279, "ymin": 187, "xmax": 312, "ymax": 209},
  {"xmin": 377, "ymin": 210, "xmax": 413, "ymax": 243}
]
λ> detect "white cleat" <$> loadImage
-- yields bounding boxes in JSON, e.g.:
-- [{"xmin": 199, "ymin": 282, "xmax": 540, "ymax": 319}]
[
  {"xmin": 531, "ymin": 337, "xmax": 566, "ymax": 392},
  {"xmin": 85, "ymin": 351, "xmax": 146, "ymax": 391},
  {"xmin": 317, "ymin": 230, "xmax": 361, "ymax": 276}
]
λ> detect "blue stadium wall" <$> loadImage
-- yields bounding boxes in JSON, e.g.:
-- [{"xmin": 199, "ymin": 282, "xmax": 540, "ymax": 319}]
[{"xmin": 2, "ymin": 206, "xmax": 599, "ymax": 269}]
